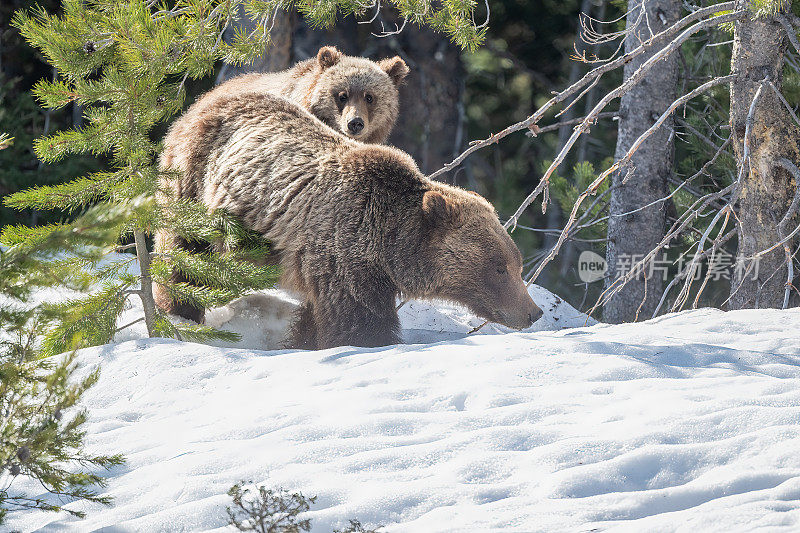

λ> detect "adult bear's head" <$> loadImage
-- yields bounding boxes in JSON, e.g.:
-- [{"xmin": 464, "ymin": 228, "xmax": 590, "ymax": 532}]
[
  {"xmin": 306, "ymin": 46, "xmax": 409, "ymax": 144},
  {"xmin": 419, "ymin": 187, "xmax": 543, "ymax": 330}
]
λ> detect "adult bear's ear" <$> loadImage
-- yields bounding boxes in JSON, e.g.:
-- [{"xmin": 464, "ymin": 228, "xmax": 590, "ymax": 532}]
[
  {"xmin": 378, "ymin": 56, "xmax": 409, "ymax": 86},
  {"xmin": 422, "ymin": 190, "xmax": 458, "ymax": 225},
  {"xmin": 317, "ymin": 46, "xmax": 342, "ymax": 69}
]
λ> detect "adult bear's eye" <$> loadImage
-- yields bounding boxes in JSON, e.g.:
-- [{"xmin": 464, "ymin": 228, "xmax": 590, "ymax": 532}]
[
  {"xmin": 338, "ymin": 92, "xmax": 348, "ymax": 102},
  {"xmin": 365, "ymin": 93, "xmax": 373, "ymax": 104}
]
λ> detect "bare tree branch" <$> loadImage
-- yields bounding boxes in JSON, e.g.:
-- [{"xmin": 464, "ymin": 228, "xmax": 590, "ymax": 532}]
[
  {"xmin": 776, "ymin": 157, "xmax": 800, "ymax": 308},
  {"xmin": 532, "ymin": 112, "xmax": 619, "ymax": 135},
  {"xmin": 429, "ymin": 3, "xmax": 741, "ymax": 181},
  {"xmin": 651, "ymin": 229, "xmax": 736, "ymax": 316},
  {"xmin": 502, "ymin": 12, "xmax": 743, "ymax": 231}
]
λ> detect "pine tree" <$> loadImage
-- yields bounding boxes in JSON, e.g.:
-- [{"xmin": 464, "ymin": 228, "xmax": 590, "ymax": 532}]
[{"xmin": 0, "ymin": 201, "xmax": 125, "ymax": 523}]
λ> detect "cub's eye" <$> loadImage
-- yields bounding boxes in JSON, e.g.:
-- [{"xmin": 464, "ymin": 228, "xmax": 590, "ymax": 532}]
[
  {"xmin": 338, "ymin": 92, "xmax": 348, "ymax": 103},
  {"xmin": 496, "ymin": 268, "xmax": 505, "ymax": 275},
  {"xmin": 365, "ymin": 93, "xmax": 374, "ymax": 104}
]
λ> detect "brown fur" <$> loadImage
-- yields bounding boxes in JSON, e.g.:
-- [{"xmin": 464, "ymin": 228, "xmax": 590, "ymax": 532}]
[{"xmin": 155, "ymin": 93, "xmax": 542, "ymax": 349}]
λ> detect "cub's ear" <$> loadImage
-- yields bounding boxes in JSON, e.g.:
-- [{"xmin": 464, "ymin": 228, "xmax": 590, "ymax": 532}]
[
  {"xmin": 422, "ymin": 190, "xmax": 458, "ymax": 225},
  {"xmin": 378, "ymin": 56, "xmax": 410, "ymax": 86},
  {"xmin": 317, "ymin": 46, "xmax": 342, "ymax": 69}
]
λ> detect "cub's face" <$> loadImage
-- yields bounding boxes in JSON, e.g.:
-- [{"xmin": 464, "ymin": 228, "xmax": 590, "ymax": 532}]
[
  {"xmin": 422, "ymin": 190, "xmax": 543, "ymax": 330},
  {"xmin": 308, "ymin": 46, "xmax": 409, "ymax": 144}
]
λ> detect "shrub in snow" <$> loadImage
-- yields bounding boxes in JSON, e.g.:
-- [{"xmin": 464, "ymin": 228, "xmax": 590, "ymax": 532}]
[
  {"xmin": 225, "ymin": 482, "xmax": 383, "ymax": 533},
  {"xmin": 226, "ymin": 482, "xmax": 316, "ymax": 532}
]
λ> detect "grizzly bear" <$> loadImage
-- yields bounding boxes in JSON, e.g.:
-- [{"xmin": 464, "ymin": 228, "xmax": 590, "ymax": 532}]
[{"xmin": 155, "ymin": 92, "xmax": 542, "ymax": 349}]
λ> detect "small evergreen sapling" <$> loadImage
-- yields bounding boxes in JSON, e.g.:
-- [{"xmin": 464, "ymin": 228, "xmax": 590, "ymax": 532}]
[
  {"xmin": 226, "ymin": 482, "xmax": 316, "ymax": 533},
  {"xmin": 225, "ymin": 481, "xmax": 383, "ymax": 533},
  {"xmin": 0, "ymin": 203, "xmax": 125, "ymax": 523}
]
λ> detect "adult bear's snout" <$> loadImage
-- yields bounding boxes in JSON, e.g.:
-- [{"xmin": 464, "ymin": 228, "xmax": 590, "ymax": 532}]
[{"xmin": 498, "ymin": 293, "xmax": 543, "ymax": 330}]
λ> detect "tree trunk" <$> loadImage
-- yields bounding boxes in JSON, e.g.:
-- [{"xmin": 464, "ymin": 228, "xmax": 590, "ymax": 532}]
[
  {"xmin": 134, "ymin": 230, "xmax": 156, "ymax": 337},
  {"xmin": 728, "ymin": 0, "xmax": 799, "ymax": 309},
  {"xmin": 603, "ymin": 0, "xmax": 680, "ymax": 323}
]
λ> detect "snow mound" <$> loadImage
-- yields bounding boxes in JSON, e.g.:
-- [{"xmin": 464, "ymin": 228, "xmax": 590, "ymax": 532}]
[
  {"xmin": 203, "ymin": 284, "xmax": 592, "ymax": 350},
  {"xmin": 8, "ymin": 307, "xmax": 800, "ymax": 532}
]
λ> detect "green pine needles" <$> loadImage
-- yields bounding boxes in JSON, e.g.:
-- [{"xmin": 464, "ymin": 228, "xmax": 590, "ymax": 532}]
[{"xmin": 0, "ymin": 344, "xmax": 125, "ymax": 522}]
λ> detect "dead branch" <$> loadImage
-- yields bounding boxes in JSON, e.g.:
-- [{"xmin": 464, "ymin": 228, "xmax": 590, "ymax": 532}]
[
  {"xmin": 778, "ymin": 14, "xmax": 800, "ymax": 59},
  {"xmin": 767, "ymin": 80, "xmax": 800, "ymax": 130},
  {"xmin": 429, "ymin": 3, "xmax": 741, "ymax": 182},
  {"xmin": 776, "ymin": 157, "xmax": 800, "ymax": 308},
  {"xmin": 579, "ymin": 6, "xmax": 633, "ymax": 46},
  {"xmin": 651, "ymin": 229, "xmax": 736, "ymax": 317},
  {"xmin": 532, "ymin": 112, "xmax": 618, "ymax": 135},
  {"xmin": 674, "ymin": 204, "xmax": 732, "ymax": 310},
  {"xmin": 555, "ymin": 76, "xmax": 600, "ymax": 119},
  {"xmin": 502, "ymin": 12, "xmax": 743, "ymax": 232},
  {"xmin": 676, "ymin": 117, "xmax": 727, "ymax": 153}
]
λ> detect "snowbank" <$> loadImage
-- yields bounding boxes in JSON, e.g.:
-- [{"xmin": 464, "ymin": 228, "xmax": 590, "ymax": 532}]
[
  {"xmin": 201, "ymin": 284, "xmax": 593, "ymax": 350},
  {"xmin": 7, "ymin": 306, "xmax": 800, "ymax": 532}
]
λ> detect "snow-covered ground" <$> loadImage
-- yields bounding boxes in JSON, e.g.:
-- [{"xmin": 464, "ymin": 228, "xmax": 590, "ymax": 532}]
[{"xmin": 7, "ymin": 275, "xmax": 800, "ymax": 531}]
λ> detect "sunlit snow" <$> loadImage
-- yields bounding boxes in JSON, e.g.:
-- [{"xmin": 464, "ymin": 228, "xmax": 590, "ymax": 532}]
[{"xmin": 6, "ymin": 261, "xmax": 800, "ymax": 531}]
